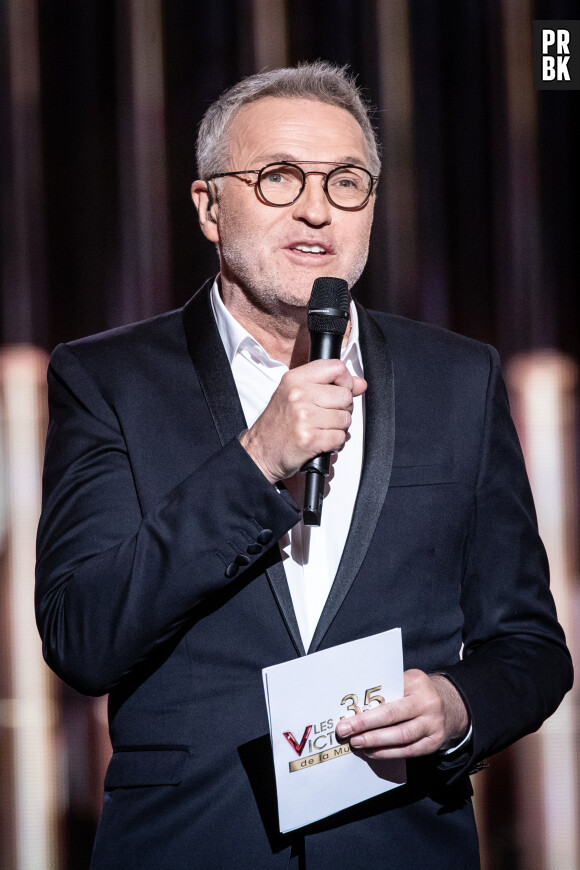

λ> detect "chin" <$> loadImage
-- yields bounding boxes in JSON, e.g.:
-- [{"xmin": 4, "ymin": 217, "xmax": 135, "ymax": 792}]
[
  {"xmin": 256, "ymin": 278, "xmax": 315, "ymax": 311},
  {"xmin": 280, "ymin": 273, "xmax": 338, "ymax": 305},
  {"xmin": 282, "ymin": 286, "xmax": 320, "ymax": 308}
]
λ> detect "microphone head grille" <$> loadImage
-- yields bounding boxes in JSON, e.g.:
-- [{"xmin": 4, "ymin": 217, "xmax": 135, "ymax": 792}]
[{"xmin": 307, "ymin": 277, "xmax": 350, "ymax": 335}]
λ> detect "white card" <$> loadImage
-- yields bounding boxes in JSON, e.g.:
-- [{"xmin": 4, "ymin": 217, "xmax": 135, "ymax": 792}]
[{"xmin": 262, "ymin": 628, "xmax": 406, "ymax": 832}]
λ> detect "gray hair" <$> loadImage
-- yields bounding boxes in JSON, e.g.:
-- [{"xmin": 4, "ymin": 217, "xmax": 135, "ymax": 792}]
[{"xmin": 196, "ymin": 61, "xmax": 381, "ymax": 179}]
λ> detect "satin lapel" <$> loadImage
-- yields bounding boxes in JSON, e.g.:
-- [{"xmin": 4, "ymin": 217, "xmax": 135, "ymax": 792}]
[
  {"xmin": 182, "ymin": 282, "xmax": 305, "ymax": 656},
  {"xmin": 308, "ymin": 305, "xmax": 395, "ymax": 653},
  {"xmin": 264, "ymin": 559, "xmax": 306, "ymax": 657},
  {"xmin": 182, "ymin": 280, "xmax": 247, "ymax": 446}
]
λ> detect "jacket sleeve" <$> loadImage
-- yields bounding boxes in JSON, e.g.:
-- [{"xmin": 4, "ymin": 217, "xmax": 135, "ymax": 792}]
[
  {"xmin": 441, "ymin": 345, "xmax": 573, "ymax": 775},
  {"xmin": 35, "ymin": 343, "xmax": 301, "ymax": 696}
]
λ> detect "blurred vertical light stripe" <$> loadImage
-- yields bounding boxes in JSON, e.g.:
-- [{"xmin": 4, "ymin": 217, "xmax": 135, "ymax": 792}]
[
  {"xmin": 114, "ymin": 0, "xmax": 171, "ymax": 327},
  {"xmin": 499, "ymin": 0, "xmax": 551, "ymax": 351},
  {"xmin": 375, "ymin": 0, "xmax": 418, "ymax": 318},
  {"xmin": 0, "ymin": 348, "xmax": 59, "ymax": 870},
  {"xmin": 252, "ymin": 0, "xmax": 288, "ymax": 70},
  {"xmin": 3, "ymin": 0, "xmax": 47, "ymax": 346},
  {"xmin": 507, "ymin": 352, "xmax": 579, "ymax": 870}
]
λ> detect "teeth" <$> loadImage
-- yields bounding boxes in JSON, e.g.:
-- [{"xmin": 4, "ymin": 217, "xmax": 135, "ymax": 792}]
[{"xmin": 294, "ymin": 244, "xmax": 326, "ymax": 254}]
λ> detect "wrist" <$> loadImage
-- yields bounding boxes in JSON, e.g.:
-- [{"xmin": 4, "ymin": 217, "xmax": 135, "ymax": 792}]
[
  {"xmin": 429, "ymin": 673, "xmax": 470, "ymax": 747},
  {"xmin": 239, "ymin": 427, "xmax": 279, "ymax": 484}
]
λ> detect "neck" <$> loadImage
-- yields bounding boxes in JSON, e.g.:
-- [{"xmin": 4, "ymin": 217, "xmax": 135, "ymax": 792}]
[{"xmin": 218, "ymin": 277, "xmax": 351, "ymax": 368}]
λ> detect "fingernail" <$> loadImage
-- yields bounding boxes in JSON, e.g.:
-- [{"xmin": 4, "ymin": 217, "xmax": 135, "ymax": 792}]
[
  {"xmin": 350, "ymin": 736, "xmax": 363, "ymax": 748},
  {"xmin": 336, "ymin": 722, "xmax": 351, "ymax": 738}
]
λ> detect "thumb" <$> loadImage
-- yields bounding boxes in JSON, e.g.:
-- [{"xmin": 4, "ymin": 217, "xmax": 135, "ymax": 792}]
[{"xmin": 352, "ymin": 376, "xmax": 368, "ymax": 398}]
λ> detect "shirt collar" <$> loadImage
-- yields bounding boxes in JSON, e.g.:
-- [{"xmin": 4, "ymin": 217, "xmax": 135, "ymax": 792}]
[{"xmin": 210, "ymin": 277, "xmax": 362, "ymax": 370}]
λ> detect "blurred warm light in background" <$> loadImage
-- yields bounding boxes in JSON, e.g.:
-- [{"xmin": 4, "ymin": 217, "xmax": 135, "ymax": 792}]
[
  {"xmin": 472, "ymin": 353, "xmax": 580, "ymax": 870},
  {"xmin": 0, "ymin": 348, "xmax": 58, "ymax": 869},
  {"xmin": 505, "ymin": 352, "xmax": 579, "ymax": 870}
]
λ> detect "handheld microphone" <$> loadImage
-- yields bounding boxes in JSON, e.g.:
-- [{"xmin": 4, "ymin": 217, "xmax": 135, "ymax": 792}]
[{"xmin": 301, "ymin": 277, "xmax": 350, "ymax": 526}]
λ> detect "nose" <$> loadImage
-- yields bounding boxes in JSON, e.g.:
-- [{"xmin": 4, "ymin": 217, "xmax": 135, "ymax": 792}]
[{"xmin": 291, "ymin": 172, "xmax": 332, "ymax": 226}]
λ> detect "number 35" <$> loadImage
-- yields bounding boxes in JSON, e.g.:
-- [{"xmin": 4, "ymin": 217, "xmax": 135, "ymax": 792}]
[{"xmin": 340, "ymin": 685, "xmax": 385, "ymax": 717}]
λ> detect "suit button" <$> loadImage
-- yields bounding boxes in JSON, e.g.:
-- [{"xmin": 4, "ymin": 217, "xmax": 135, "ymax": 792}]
[
  {"xmin": 247, "ymin": 542, "xmax": 263, "ymax": 555},
  {"xmin": 224, "ymin": 562, "xmax": 239, "ymax": 578},
  {"xmin": 257, "ymin": 529, "xmax": 273, "ymax": 545},
  {"xmin": 235, "ymin": 554, "xmax": 250, "ymax": 566}
]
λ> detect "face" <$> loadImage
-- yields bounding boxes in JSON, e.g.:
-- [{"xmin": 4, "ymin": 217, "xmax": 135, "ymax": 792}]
[{"xmin": 192, "ymin": 97, "xmax": 376, "ymax": 318}]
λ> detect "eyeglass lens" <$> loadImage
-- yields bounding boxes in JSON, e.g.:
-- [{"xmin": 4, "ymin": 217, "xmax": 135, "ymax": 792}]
[{"xmin": 258, "ymin": 164, "xmax": 372, "ymax": 208}]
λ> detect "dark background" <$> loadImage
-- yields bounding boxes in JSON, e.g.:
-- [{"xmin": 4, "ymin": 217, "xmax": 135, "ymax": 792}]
[
  {"xmin": 1, "ymin": 2, "xmax": 578, "ymax": 868},
  {"xmin": 1, "ymin": 0, "xmax": 578, "ymax": 362}
]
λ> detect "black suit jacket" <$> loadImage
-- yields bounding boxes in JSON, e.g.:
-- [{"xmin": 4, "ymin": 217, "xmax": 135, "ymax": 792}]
[{"xmin": 36, "ymin": 280, "xmax": 572, "ymax": 868}]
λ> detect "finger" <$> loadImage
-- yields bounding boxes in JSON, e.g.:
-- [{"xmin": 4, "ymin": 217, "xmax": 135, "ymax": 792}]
[
  {"xmin": 347, "ymin": 715, "xmax": 429, "ymax": 750},
  {"xmin": 311, "ymin": 429, "xmax": 349, "ymax": 456},
  {"xmin": 309, "ymin": 384, "xmax": 355, "ymax": 411},
  {"xmin": 352, "ymin": 376, "xmax": 367, "ymax": 397},
  {"xmin": 341, "ymin": 709, "xmax": 445, "ymax": 757},
  {"xmin": 291, "ymin": 407, "xmax": 353, "ymax": 439},
  {"xmin": 329, "ymin": 363, "xmax": 355, "ymax": 391},
  {"xmin": 354, "ymin": 733, "xmax": 445, "ymax": 760},
  {"xmin": 335, "ymin": 698, "xmax": 417, "ymax": 739},
  {"xmin": 301, "ymin": 358, "xmax": 350, "ymax": 385},
  {"xmin": 317, "ymin": 409, "xmax": 353, "ymax": 433}
]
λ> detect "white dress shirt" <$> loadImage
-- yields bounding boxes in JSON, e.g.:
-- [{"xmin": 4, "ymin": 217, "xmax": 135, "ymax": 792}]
[{"xmin": 211, "ymin": 280, "xmax": 364, "ymax": 649}]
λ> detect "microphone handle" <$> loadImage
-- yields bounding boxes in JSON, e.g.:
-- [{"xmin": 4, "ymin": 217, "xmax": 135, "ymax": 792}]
[{"xmin": 301, "ymin": 331, "xmax": 343, "ymax": 526}]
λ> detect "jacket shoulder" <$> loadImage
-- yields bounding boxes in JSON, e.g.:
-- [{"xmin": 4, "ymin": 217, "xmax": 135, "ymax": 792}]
[
  {"xmin": 58, "ymin": 306, "xmax": 184, "ymax": 357},
  {"xmin": 366, "ymin": 308, "xmax": 492, "ymax": 356},
  {"xmin": 364, "ymin": 308, "xmax": 498, "ymax": 376},
  {"xmin": 46, "ymin": 306, "xmax": 195, "ymax": 417}
]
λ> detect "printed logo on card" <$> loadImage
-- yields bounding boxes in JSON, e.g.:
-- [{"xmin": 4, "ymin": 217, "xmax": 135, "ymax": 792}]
[{"xmin": 282, "ymin": 685, "xmax": 385, "ymax": 772}]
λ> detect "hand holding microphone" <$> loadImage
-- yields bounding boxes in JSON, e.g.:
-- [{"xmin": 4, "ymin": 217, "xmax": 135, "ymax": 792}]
[
  {"xmin": 240, "ymin": 278, "xmax": 366, "ymax": 521},
  {"xmin": 300, "ymin": 277, "xmax": 351, "ymax": 525}
]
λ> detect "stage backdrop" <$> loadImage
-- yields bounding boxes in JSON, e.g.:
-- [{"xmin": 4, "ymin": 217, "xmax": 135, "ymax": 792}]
[{"xmin": 0, "ymin": 2, "xmax": 578, "ymax": 868}]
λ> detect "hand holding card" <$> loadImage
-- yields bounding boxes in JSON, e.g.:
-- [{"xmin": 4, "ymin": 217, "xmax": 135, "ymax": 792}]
[{"xmin": 262, "ymin": 628, "xmax": 406, "ymax": 832}]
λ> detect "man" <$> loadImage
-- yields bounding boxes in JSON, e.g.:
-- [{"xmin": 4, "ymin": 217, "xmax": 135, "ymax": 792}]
[{"xmin": 36, "ymin": 62, "xmax": 572, "ymax": 868}]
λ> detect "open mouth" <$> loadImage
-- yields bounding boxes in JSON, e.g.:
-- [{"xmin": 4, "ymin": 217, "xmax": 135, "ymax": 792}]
[{"xmin": 289, "ymin": 243, "xmax": 329, "ymax": 255}]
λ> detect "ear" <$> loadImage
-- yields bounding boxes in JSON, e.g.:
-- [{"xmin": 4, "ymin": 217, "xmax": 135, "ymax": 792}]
[{"xmin": 191, "ymin": 180, "xmax": 220, "ymax": 243}]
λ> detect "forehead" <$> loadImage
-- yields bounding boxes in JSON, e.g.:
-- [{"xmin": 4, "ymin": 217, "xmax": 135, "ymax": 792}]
[{"xmin": 226, "ymin": 97, "xmax": 370, "ymax": 167}]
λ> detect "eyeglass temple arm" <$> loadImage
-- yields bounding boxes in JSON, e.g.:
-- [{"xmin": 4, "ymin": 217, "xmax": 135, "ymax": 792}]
[{"xmin": 205, "ymin": 171, "xmax": 260, "ymax": 209}]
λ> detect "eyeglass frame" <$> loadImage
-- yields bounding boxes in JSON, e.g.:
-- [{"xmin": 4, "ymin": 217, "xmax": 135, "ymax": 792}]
[{"xmin": 205, "ymin": 161, "xmax": 379, "ymax": 211}]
